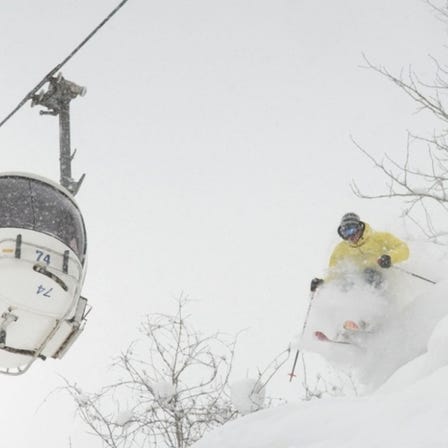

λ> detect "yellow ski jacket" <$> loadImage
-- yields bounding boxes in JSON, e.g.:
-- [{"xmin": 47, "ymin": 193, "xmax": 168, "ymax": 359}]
[{"xmin": 329, "ymin": 223, "xmax": 409, "ymax": 269}]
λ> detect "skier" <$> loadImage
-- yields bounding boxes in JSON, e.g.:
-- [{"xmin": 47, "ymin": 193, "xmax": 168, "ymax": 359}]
[{"xmin": 311, "ymin": 212, "xmax": 409, "ymax": 293}]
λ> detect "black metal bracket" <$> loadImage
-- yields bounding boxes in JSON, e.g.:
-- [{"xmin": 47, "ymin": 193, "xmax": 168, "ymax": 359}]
[
  {"xmin": 31, "ymin": 73, "xmax": 86, "ymax": 196},
  {"xmin": 15, "ymin": 235, "xmax": 22, "ymax": 259},
  {"xmin": 63, "ymin": 250, "xmax": 69, "ymax": 274}
]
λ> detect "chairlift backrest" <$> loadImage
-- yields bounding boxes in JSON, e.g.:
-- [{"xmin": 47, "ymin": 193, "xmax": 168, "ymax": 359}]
[{"xmin": 0, "ymin": 174, "xmax": 86, "ymax": 263}]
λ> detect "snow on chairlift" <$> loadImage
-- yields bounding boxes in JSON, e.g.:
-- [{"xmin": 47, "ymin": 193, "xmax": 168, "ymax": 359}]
[{"xmin": 0, "ymin": 172, "xmax": 88, "ymax": 374}]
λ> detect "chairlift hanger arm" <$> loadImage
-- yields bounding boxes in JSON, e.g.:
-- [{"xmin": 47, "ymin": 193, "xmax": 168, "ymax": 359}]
[{"xmin": 31, "ymin": 74, "xmax": 86, "ymax": 195}]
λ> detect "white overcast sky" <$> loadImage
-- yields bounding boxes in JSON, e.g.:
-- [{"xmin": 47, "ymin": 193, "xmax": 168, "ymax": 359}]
[{"xmin": 0, "ymin": 1, "xmax": 446, "ymax": 446}]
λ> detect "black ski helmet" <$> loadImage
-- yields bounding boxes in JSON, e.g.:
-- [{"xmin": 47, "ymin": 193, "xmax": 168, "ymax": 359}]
[{"xmin": 337, "ymin": 212, "xmax": 365, "ymax": 240}]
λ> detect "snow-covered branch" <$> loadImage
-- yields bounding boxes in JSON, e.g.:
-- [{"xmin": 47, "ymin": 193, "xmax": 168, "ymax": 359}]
[{"xmin": 65, "ymin": 297, "xmax": 239, "ymax": 448}]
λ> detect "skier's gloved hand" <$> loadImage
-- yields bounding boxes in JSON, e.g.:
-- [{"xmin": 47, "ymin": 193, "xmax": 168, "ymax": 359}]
[
  {"xmin": 377, "ymin": 254, "xmax": 392, "ymax": 269},
  {"xmin": 310, "ymin": 277, "xmax": 324, "ymax": 292}
]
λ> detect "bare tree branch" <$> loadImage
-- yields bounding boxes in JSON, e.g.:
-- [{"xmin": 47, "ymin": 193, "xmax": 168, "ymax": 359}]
[{"xmin": 64, "ymin": 297, "xmax": 239, "ymax": 448}]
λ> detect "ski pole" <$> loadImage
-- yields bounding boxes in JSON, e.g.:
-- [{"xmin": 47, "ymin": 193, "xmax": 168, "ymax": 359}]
[
  {"xmin": 288, "ymin": 287, "xmax": 317, "ymax": 382},
  {"xmin": 392, "ymin": 265, "xmax": 437, "ymax": 285}
]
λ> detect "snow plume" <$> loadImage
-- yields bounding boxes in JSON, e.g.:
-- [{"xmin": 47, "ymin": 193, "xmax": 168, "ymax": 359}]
[
  {"xmin": 192, "ymin": 241, "xmax": 448, "ymax": 448},
  {"xmin": 377, "ymin": 311, "xmax": 448, "ymax": 394},
  {"xmin": 298, "ymin": 240, "xmax": 448, "ymax": 391}
]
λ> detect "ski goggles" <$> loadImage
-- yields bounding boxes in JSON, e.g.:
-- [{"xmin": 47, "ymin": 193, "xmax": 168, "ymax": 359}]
[{"xmin": 339, "ymin": 223, "xmax": 362, "ymax": 240}]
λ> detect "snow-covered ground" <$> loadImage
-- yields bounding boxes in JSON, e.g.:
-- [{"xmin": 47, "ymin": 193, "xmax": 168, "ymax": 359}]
[
  {"xmin": 194, "ymin": 364, "xmax": 448, "ymax": 448},
  {"xmin": 193, "ymin": 240, "xmax": 448, "ymax": 447}
]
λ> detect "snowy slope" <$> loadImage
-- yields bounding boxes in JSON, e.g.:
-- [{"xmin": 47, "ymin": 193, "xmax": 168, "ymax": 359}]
[
  {"xmin": 194, "ymin": 320, "xmax": 448, "ymax": 448},
  {"xmin": 193, "ymin": 241, "xmax": 448, "ymax": 448},
  {"xmin": 194, "ymin": 365, "xmax": 448, "ymax": 448}
]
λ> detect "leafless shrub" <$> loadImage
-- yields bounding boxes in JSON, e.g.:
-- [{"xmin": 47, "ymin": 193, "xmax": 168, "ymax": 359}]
[
  {"xmin": 352, "ymin": 42, "xmax": 448, "ymax": 242},
  {"xmin": 65, "ymin": 297, "xmax": 238, "ymax": 448}
]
